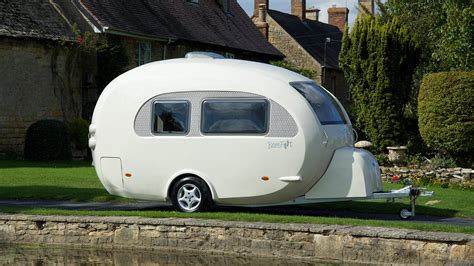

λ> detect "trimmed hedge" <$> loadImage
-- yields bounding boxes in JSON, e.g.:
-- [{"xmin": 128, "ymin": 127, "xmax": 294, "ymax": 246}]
[
  {"xmin": 24, "ymin": 120, "xmax": 72, "ymax": 161},
  {"xmin": 418, "ymin": 71, "xmax": 474, "ymax": 157}
]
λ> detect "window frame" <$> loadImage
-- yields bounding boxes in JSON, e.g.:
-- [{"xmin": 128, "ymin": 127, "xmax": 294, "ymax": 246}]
[
  {"xmin": 136, "ymin": 41, "xmax": 152, "ymax": 66},
  {"xmin": 200, "ymin": 98, "xmax": 270, "ymax": 135},
  {"xmin": 151, "ymin": 100, "xmax": 191, "ymax": 136}
]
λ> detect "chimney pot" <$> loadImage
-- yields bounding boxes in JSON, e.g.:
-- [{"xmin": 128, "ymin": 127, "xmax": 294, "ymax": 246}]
[
  {"xmin": 258, "ymin": 4, "xmax": 266, "ymax": 22},
  {"xmin": 254, "ymin": 0, "xmax": 269, "ymax": 16},
  {"xmin": 305, "ymin": 7, "xmax": 320, "ymax": 21},
  {"xmin": 254, "ymin": 3, "xmax": 269, "ymax": 39}
]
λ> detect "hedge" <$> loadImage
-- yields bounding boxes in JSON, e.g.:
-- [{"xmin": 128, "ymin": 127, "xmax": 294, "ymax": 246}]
[
  {"xmin": 24, "ymin": 120, "xmax": 72, "ymax": 161},
  {"xmin": 418, "ymin": 71, "xmax": 473, "ymax": 157}
]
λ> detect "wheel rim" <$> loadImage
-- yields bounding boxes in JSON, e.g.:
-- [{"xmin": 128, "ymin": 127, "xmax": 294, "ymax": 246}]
[
  {"xmin": 400, "ymin": 209, "xmax": 411, "ymax": 219},
  {"xmin": 177, "ymin": 184, "xmax": 202, "ymax": 212}
]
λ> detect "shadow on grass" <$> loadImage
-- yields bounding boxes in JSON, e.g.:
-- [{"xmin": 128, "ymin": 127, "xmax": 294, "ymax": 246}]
[
  {"xmin": 140, "ymin": 201, "xmax": 460, "ymax": 221},
  {"xmin": 0, "ymin": 186, "xmax": 461, "ymax": 220},
  {"xmin": 0, "ymin": 160, "xmax": 93, "ymax": 169},
  {"xmin": 0, "ymin": 186, "xmax": 126, "ymax": 202}
]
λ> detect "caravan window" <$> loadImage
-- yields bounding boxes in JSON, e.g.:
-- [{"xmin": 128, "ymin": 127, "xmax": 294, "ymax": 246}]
[
  {"xmin": 201, "ymin": 100, "xmax": 268, "ymax": 134},
  {"xmin": 153, "ymin": 101, "xmax": 189, "ymax": 134},
  {"xmin": 291, "ymin": 82, "xmax": 348, "ymax": 125}
]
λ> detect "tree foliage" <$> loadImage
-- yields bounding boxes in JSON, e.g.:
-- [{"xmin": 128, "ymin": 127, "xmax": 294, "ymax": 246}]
[
  {"xmin": 379, "ymin": 0, "xmax": 473, "ymax": 73},
  {"xmin": 270, "ymin": 61, "xmax": 315, "ymax": 79},
  {"xmin": 97, "ymin": 36, "xmax": 130, "ymax": 92},
  {"xmin": 339, "ymin": 16, "xmax": 420, "ymax": 150},
  {"xmin": 418, "ymin": 71, "xmax": 474, "ymax": 163}
]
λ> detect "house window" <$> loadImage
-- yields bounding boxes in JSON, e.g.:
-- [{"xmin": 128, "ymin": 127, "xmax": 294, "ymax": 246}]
[
  {"xmin": 153, "ymin": 101, "xmax": 190, "ymax": 134},
  {"xmin": 201, "ymin": 100, "xmax": 269, "ymax": 134},
  {"xmin": 217, "ymin": 0, "xmax": 230, "ymax": 13},
  {"xmin": 136, "ymin": 42, "xmax": 152, "ymax": 66}
]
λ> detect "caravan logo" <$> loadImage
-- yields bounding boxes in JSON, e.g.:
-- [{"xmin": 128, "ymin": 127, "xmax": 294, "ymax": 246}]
[{"xmin": 268, "ymin": 140, "xmax": 293, "ymax": 150}]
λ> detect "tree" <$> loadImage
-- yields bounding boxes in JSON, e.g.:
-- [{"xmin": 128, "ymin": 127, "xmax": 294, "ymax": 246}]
[
  {"xmin": 339, "ymin": 16, "xmax": 420, "ymax": 151},
  {"xmin": 379, "ymin": 0, "xmax": 473, "ymax": 73}
]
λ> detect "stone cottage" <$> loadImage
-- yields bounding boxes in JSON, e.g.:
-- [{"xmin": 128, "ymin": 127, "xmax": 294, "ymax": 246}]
[
  {"xmin": 252, "ymin": 0, "xmax": 351, "ymax": 107},
  {"xmin": 0, "ymin": 0, "xmax": 84, "ymax": 156},
  {"xmin": 0, "ymin": 0, "xmax": 282, "ymax": 157}
]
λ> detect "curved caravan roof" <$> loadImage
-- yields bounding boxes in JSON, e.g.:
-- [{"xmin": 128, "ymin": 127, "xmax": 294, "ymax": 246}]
[{"xmin": 93, "ymin": 58, "xmax": 314, "ymax": 123}]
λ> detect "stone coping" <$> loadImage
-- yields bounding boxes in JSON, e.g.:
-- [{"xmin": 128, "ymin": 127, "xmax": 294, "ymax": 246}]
[{"xmin": 1, "ymin": 213, "xmax": 472, "ymax": 244}]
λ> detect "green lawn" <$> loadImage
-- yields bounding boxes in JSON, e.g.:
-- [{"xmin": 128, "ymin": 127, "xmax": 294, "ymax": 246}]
[
  {"xmin": 0, "ymin": 160, "xmax": 473, "ymax": 234},
  {"xmin": 303, "ymin": 183, "xmax": 473, "ymax": 218},
  {"xmin": 0, "ymin": 160, "xmax": 127, "ymax": 202}
]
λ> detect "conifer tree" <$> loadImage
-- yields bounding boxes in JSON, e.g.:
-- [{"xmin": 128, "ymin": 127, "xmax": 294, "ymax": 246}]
[{"xmin": 339, "ymin": 16, "xmax": 420, "ymax": 150}]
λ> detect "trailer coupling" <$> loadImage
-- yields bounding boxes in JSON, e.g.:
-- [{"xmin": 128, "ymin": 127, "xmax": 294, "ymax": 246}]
[{"xmin": 372, "ymin": 185, "xmax": 434, "ymax": 220}]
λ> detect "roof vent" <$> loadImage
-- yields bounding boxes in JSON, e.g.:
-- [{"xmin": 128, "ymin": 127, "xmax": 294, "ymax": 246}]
[{"xmin": 185, "ymin": 52, "xmax": 225, "ymax": 59}]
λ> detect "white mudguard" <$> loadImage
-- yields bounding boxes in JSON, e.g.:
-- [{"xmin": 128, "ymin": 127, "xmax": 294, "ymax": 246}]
[{"xmin": 305, "ymin": 147, "xmax": 382, "ymax": 199}]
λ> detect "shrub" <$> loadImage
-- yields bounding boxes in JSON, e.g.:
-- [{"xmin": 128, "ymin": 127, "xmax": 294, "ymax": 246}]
[
  {"xmin": 270, "ymin": 61, "xmax": 315, "ymax": 79},
  {"xmin": 69, "ymin": 118, "xmax": 90, "ymax": 150},
  {"xmin": 24, "ymin": 120, "xmax": 72, "ymax": 161},
  {"xmin": 339, "ymin": 16, "xmax": 420, "ymax": 151},
  {"xmin": 418, "ymin": 71, "xmax": 474, "ymax": 162}
]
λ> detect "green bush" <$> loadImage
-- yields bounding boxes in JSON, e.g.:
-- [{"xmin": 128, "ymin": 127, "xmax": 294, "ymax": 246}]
[
  {"xmin": 24, "ymin": 120, "xmax": 72, "ymax": 161},
  {"xmin": 270, "ymin": 61, "xmax": 315, "ymax": 79},
  {"xmin": 418, "ymin": 71, "xmax": 474, "ymax": 162},
  {"xmin": 69, "ymin": 119, "xmax": 90, "ymax": 150}
]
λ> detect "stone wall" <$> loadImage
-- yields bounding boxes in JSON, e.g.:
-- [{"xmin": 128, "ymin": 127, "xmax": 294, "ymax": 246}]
[
  {"xmin": 266, "ymin": 16, "xmax": 322, "ymax": 82},
  {"xmin": 0, "ymin": 37, "xmax": 84, "ymax": 156},
  {"xmin": 0, "ymin": 214, "xmax": 472, "ymax": 264}
]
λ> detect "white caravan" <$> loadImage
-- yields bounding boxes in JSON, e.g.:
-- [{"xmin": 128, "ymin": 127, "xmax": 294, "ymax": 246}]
[{"xmin": 89, "ymin": 52, "xmax": 431, "ymax": 218}]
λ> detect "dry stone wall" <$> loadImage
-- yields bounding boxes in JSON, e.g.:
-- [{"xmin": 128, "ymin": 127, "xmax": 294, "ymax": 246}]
[{"xmin": 0, "ymin": 214, "xmax": 472, "ymax": 264}]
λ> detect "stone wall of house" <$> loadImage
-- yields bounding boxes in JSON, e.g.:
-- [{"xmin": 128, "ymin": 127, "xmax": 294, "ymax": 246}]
[
  {"xmin": 0, "ymin": 37, "xmax": 83, "ymax": 156},
  {"xmin": 260, "ymin": 16, "xmax": 350, "ymax": 108},
  {"xmin": 265, "ymin": 16, "xmax": 323, "ymax": 83},
  {"xmin": 0, "ymin": 214, "xmax": 472, "ymax": 264}
]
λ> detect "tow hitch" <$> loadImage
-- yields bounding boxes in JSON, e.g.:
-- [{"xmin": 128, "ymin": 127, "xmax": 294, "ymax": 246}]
[{"xmin": 372, "ymin": 183, "xmax": 434, "ymax": 220}]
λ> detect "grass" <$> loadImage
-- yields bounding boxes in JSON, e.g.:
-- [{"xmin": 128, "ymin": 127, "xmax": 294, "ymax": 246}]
[
  {"xmin": 303, "ymin": 183, "xmax": 474, "ymax": 218},
  {"xmin": 0, "ymin": 160, "xmax": 128, "ymax": 202},
  {"xmin": 0, "ymin": 160, "xmax": 473, "ymax": 234}
]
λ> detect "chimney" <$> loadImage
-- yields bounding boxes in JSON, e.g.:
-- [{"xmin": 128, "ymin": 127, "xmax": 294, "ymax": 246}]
[
  {"xmin": 305, "ymin": 7, "xmax": 320, "ymax": 21},
  {"xmin": 254, "ymin": 0, "xmax": 269, "ymax": 16},
  {"xmin": 358, "ymin": 0, "xmax": 374, "ymax": 16},
  {"xmin": 255, "ymin": 4, "xmax": 269, "ymax": 39},
  {"xmin": 328, "ymin": 5, "xmax": 349, "ymax": 31},
  {"xmin": 291, "ymin": 0, "xmax": 306, "ymax": 20}
]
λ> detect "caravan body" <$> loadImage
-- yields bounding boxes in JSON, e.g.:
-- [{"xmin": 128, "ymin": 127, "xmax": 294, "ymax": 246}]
[{"xmin": 89, "ymin": 54, "xmax": 382, "ymax": 212}]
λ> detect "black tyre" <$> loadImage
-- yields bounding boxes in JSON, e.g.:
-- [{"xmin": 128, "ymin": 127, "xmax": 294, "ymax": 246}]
[{"xmin": 170, "ymin": 176, "xmax": 212, "ymax": 212}]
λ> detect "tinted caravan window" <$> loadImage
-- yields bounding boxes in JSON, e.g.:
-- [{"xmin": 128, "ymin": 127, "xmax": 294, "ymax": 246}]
[
  {"xmin": 291, "ymin": 82, "xmax": 348, "ymax": 125},
  {"xmin": 201, "ymin": 100, "xmax": 268, "ymax": 134},
  {"xmin": 153, "ymin": 101, "xmax": 189, "ymax": 134}
]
